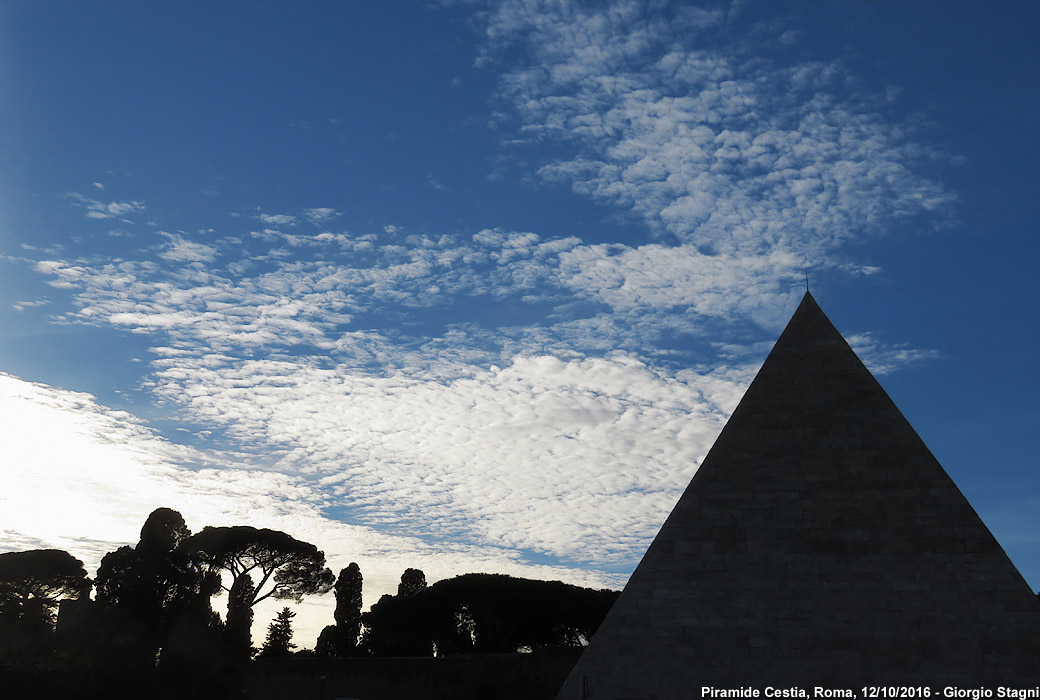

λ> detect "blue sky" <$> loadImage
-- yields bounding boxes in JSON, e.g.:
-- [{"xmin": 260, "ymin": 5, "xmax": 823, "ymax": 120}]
[{"xmin": 2, "ymin": 1, "xmax": 1038, "ymax": 645}]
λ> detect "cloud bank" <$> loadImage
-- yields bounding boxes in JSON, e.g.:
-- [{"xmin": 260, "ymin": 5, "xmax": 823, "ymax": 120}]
[
  {"xmin": 28, "ymin": 223, "xmax": 753, "ymax": 565},
  {"xmin": 482, "ymin": 0, "xmax": 953, "ymax": 281}
]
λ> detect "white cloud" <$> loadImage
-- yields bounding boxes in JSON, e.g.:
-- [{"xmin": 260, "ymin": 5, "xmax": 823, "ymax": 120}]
[
  {"xmin": 144, "ymin": 353, "xmax": 746, "ymax": 564},
  {"xmin": 24, "ymin": 222, "xmax": 771, "ymax": 566},
  {"xmin": 64, "ymin": 193, "xmax": 147, "ymax": 221},
  {"xmin": 256, "ymin": 213, "xmax": 298, "ymax": 226},
  {"xmin": 556, "ymin": 243, "xmax": 802, "ymax": 327},
  {"xmin": 12, "ymin": 299, "xmax": 50, "ymax": 311},
  {"xmin": 157, "ymin": 232, "xmax": 219, "ymax": 263},
  {"xmin": 304, "ymin": 207, "xmax": 339, "ymax": 225},
  {"xmin": 846, "ymin": 332, "xmax": 944, "ymax": 376},
  {"xmin": 33, "ymin": 254, "xmax": 355, "ymax": 353},
  {"xmin": 481, "ymin": 0, "xmax": 955, "ymax": 299},
  {"xmin": 30, "ymin": 221, "xmax": 807, "ymax": 369}
]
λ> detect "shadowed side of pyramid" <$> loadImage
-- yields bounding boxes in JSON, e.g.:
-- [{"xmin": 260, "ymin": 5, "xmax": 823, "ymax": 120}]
[{"xmin": 558, "ymin": 292, "xmax": 1040, "ymax": 698}]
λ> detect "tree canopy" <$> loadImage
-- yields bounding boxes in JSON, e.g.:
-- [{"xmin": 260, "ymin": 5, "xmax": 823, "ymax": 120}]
[
  {"xmin": 181, "ymin": 525, "xmax": 333, "ymax": 655},
  {"xmin": 95, "ymin": 508, "xmax": 214, "ymax": 618},
  {"xmin": 398, "ymin": 567, "xmax": 427, "ymax": 597},
  {"xmin": 0, "ymin": 549, "xmax": 90, "ymax": 623},
  {"xmin": 181, "ymin": 526, "xmax": 334, "ymax": 607},
  {"xmin": 362, "ymin": 573, "xmax": 618, "ymax": 656},
  {"xmin": 259, "ymin": 607, "xmax": 297, "ymax": 658},
  {"xmin": 0, "ymin": 549, "xmax": 91, "ymax": 677},
  {"xmin": 316, "ymin": 562, "xmax": 363, "ymax": 657},
  {"xmin": 137, "ymin": 507, "xmax": 192, "ymax": 555}
]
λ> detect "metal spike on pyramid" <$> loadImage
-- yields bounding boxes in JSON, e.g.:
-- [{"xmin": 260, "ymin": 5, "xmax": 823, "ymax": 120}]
[{"xmin": 558, "ymin": 292, "xmax": 1040, "ymax": 698}]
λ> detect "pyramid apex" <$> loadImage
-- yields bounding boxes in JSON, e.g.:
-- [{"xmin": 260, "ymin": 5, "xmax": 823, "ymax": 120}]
[
  {"xmin": 793, "ymin": 287, "xmax": 824, "ymax": 317},
  {"xmin": 785, "ymin": 288, "xmax": 829, "ymax": 332}
]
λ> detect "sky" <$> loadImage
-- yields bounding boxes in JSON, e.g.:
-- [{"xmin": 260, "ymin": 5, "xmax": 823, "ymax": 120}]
[{"xmin": 1, "ymin": 1, "xmax": 1038, "ymax": 648}]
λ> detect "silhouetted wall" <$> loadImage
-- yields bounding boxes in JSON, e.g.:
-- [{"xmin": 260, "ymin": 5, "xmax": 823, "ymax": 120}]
[{"xmin": 238, "ymin": 648, "xmax": 582, "ymax": 700}]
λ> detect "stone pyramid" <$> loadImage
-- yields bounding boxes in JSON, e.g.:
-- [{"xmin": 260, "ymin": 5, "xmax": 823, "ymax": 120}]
[{"xmin": 558, "ymin": 292, "xmax": 1040, "ymax": 698}]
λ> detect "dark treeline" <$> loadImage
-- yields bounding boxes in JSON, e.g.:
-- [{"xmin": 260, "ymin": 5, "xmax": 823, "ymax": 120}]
[{"xmin": 0, "ymin": 507, "xmax": 618, "ymax": 699}]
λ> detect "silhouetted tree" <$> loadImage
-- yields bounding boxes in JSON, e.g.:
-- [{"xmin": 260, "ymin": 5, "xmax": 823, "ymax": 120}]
[
  {"xmin": 138, "ymin": 506, "xmax": 191, "ymax": 554},
  {"xmin": 398, "ymin": 567, "xmax": 427, "ymax": 597},
  {"xmin": 0, "ymin": 549, "xmax": 90, "ymax": 627},
  {"xmin": 180, "ymin": 526, "xmax": 334, "ymax": 655},
  {"xmin": 336, "ymin": 563, "xmax": 364, "ymax": 640},
  {"xmin": 316, "ymin": 562, "xmax": 363, "ymax": 656},
  {"xmin": 362, "ymin": 573, "xmax": 618, "ymax": 656},
  {"xmin": 0, "ymin": 549, "xmax": 90, "ymax": 671},
  {"xmin": 225, "ymin": 573, "xmax": 255, "ymax": 656},
  {"xmin": 258, "ymin": 607, "xmax": 297, "ymax": 658},
  {"xmin": 361, "ymin": 592, "xmax": 434, "ymax": 657},
  {"xmin": 93, "ymin": 508, "xmax": 216, "ymax": 663}
]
